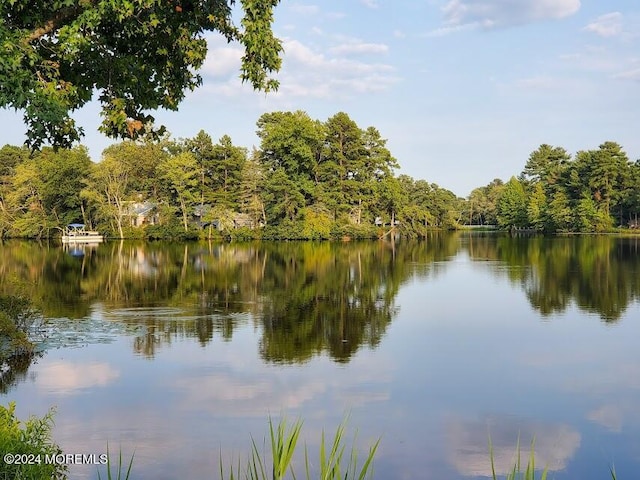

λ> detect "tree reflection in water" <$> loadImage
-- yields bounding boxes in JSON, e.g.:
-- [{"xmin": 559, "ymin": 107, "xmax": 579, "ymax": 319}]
[
  {"xmin": 1, "ymin": 233, "xmax": 638, "ymax": 371},
  {"xmin": 464, "ymin": 234, "xmax": 640, "ymax": 321},
  {"xmin": 0, "ymin": 237, "xmax": 453, "ymax": 364}
]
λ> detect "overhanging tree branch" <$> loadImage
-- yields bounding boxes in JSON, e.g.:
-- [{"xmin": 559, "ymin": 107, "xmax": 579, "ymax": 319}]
[
  {"xmin": 1, "ymin": 0, "xmax": 283, "ymax": 149},
  {"xmin": 25, "ymin": 1, "xmax": 97, "ymax": 44}
]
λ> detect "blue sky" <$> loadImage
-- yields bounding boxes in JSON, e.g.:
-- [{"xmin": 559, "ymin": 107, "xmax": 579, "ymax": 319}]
[{"xmin": 1, "ymin": 0, "xmax": 639, "ymax": 196}]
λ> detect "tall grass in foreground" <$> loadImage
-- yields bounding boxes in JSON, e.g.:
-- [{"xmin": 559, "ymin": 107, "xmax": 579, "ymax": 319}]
[
  {"xmin": 96, "ymin": 444, "xmax": 134, "ymax": 480},
  {"xmin": 0, "ymin": 402, "xmax": 67, "ymax": 480},
  {"xmin": 489, "ymin": 437, "xmax": 548, "ymax": 480},
  {"xmin": 489, "ymin": 437, "xmax": 620, "ymax": 480},
  {"xmin": 219, "ymin": 417, "xmax": 380, "ymax": 480}
]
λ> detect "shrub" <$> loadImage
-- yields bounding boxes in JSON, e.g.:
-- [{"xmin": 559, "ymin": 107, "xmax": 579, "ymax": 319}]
[
  {"xmin": 143, "ymin": 224, "xmax": 199, "ymax": 241},
  {"xmin": 330, "ymin": 223, "xmax": 378, "ymax": 240},
  {"xmin": 0, "ymin": 296, "xmax": 45, "ymax": 360},
  {"xmin": 0, "ymin": 402, "xmax": 67, "ymax": 480},
  {"xmin": 230, "ymin": 227, "xmax": 260, "ymax": 241}
]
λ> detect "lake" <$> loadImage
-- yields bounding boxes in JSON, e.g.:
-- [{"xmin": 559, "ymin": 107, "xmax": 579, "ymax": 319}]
[{"xmin": 1, "ymin": 234, "xmax": 640, "ymax": 479}]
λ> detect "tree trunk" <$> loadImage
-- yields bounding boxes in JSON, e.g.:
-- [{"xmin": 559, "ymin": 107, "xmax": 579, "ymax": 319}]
[
  {"xmin": 180, "ymin": 198, "xmax": 189, "ymax": 232},
  {"xmin": 114, "ymin": 198, "xmax": 124, "ymax": 238}
]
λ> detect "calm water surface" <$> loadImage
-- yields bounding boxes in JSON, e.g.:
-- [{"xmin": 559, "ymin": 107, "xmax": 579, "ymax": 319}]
[{"xmin": 1, "ymin": 234, "xmax": 640, "ymax": 479}]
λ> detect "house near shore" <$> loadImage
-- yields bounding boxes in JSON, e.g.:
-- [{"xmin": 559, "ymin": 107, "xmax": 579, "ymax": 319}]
[
  {"xmin": 193, "ymin": 204, "xmax": 260, "ymax": 230},
  {"xmin": 374, "ymin": 216, "xmax": 400, "ymax": 227},
  {"xmin": 126, "ymin": 201, "xmax": 159, "ymax": 227}
]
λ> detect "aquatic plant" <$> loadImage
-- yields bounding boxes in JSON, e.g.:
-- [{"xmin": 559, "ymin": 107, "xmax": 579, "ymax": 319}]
[
  {"xmin": 96, "ymin": 444, "xmax": 135, "ymax": 480},
  {"xmin": 489, "ymin": 436, "xmax": 548, "ymax": 480},
  {"xmin": 488, "ymin": 436, "xmax": 622, "ymax": 480},
  {"xmin": 220, "ymin": 416, "xmax": 380, "ymax": 480}
]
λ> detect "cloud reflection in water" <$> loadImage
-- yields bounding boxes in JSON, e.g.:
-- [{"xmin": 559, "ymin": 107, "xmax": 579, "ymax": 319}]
[
  {"xmin": 446, "ymin": 415, "xmax": 581, "ymax": 476},
  {"xmin": 37, "ymin": 361, "xmax": 119, "ymax": 394}
]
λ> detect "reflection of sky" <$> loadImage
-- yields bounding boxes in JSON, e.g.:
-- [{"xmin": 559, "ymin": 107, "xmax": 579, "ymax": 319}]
[
  {"xmin": 446, "ymin": 415, "xmax": 581, "ymax": 476},
  {"xmin": 37, "ymin": 361, "xmax": 119, "ymax": 394},
  {"xmin": 2, "ymin": 252, "xmax": 640, "ymax": 478}
]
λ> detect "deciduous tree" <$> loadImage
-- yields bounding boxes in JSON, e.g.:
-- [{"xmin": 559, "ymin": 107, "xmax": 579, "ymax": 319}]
[
  {"xmin": 1, "ymin": 0, "xmax": 283, "ymax": 149},
  {"xmin": 157, "ymin": 152, "xmax": 200, "ymax": 231}
]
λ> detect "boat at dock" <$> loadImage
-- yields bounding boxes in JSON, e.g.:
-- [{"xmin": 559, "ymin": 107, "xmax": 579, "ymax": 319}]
[{"xmin": 61, "ymin": 223, "xmax": 104, "ymax": 244}]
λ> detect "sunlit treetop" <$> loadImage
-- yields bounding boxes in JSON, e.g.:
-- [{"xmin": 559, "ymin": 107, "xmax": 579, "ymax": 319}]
[{"xmin": 0, "ymin": 0, "xmax": 282, "ymax": 149}]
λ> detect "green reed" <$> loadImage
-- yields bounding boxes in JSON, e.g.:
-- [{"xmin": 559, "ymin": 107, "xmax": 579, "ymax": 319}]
[
  {"xmin": 220, "ymin": 416, "xmax": 379, "ymax": 480},
  {"xmin": 489, "ymin": 436, "xmax": 548, "ymax": 480},
  {"xmin": 489, "ymin": 437, "xmax": 620, "ymax": 480},
  {"xmin": 96, "ymin": 444, "xmax": 135, "ymax": 480}
]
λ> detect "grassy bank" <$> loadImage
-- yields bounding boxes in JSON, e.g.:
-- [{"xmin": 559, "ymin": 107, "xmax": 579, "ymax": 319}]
[
  {"xmin": 1, "ymin": 405, "xmax": 625, "ymax": 479},
  {"xmin": 0, "ymin": 408, "xmax": 379, "ymax": 480}
]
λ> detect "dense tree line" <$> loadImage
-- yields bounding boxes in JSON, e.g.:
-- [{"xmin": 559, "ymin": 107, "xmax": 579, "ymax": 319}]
[
  {"xmin": 1, "ymin": 112, "xmax": 638, "ymax": 238},
  {"xmin": 0, "ymin": 111, "xmax": 464, "ymax": 240},
  {"xmin": 467, "ymin": 142, "xmax": 640, "ymax": 232}
]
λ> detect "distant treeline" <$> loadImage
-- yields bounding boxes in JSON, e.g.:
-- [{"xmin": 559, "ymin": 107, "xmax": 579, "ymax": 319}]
[
  {"xmin": 471, "ymin": 142, "xmax": 640, "ymax": 232},
  {"xmin": 0, "ymin": 111, "xmax": 637, "ymax": 239}
]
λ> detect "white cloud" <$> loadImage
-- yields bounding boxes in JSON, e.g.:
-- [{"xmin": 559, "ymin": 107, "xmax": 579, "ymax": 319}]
[
  {"xmin": 516, "ymin": 75, "xmax": 564, "ymax": 90},
  {"xmin": 584, "ymin": 12, "xmax": 623, "ymax": 38},
  {"xmin": 360, "ymin": 0, "xmax": 378, "ymax": 9},
  {"xmin": 436, "ymin": 0, "xmax": 580, "ymax": 33},
  {"xmin": 201, "ymin": 42, "xmax": 243, "ymax": 79},
  {"xmin": 277, "ymin": 39, "xmax": 398, "ymax": 98},
  {"xmin": 197, "ymin": 34, "xmax": 398, "ymax": 101},
  {"xmin": 559, "ymin": 45, "xmax": 628, "ymax": 74},
  {"xmin": 426, "ymin": 23, "xmax": 475, "ymax": 37},
  {"xmin": 326, "ymin": 11, "xmax": 347, "ymax": 20},
  {"xmin": 614, "ymin": 68, "xmax": 640, "ymax": 82},
  {"xmin": 329, "ymin": 42, "xmax": 389, "ymax": 55},
  {"xmin": 290, "ymin": 4, "xmax": 320, "ymax": 16}
]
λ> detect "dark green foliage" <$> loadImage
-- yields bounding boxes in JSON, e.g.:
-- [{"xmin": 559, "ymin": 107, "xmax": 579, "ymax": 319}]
[
  {"xmin": 526, "ymin": 183, "xmax": 546, "ymax": 231},
  {"xmin": 330, "ymin": 222, "xmax": 379, "ymax": 240},
  {"xmin": 0, "ymin": 1, "xmax": 283, "ymax": 149},
  {"xmin": 399, "ymin": 178, "xmax": 463, "ymax": 229},
  {"xmin": 0, "ymin": 109, "xmax": 467, "ymax": 239},
  {"xmin": 3, "ymin": 146, "xmax": 91, "ymax": 238},
  {"xmin": 521, "ymin": 144, "xmax": 570, "ymax": 194},
  {"xmin": 489, "ymin": 141, "xmax": 639, "ymax": 233},
  {"xmin": 545, "ymin": 191, "xmax": 573, "ymax": 232},
  {"xmin": 4, "ymin": 113, "xmax": 638, "ymax": 237},
  {"xmin": 466, "ymin": 178, "xmax": 503, "ymax": 226},
  {"xmin": 144, "ymin": 223, "xmax": 199, "ymax": 241},
  {"xmin": 0, "ymin": 295, "xmax": 45, "ymax": 392},
  {"xmin": 261, "ymin": 220, "xmax": 305, "ymax": 240},
  {"xmin": 0, "ymin": 295, "xmax": 43, "ymax": 360},
  {"xmin": 229, "ymin": 227, "xmax": 260, "ymax": 241},
  {"xmin": 497, "ymin": 177, "xmax": 528, "ymax": 229}
]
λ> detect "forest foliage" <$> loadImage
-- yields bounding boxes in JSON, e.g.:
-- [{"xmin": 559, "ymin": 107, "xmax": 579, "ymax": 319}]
[
  {"xmin": 0, "ymin": 111, "xmax": 638, "ymax": 239},
  {"xmin": 470, "ymin": 142, "xmax": 640, "ymax": 232},
  {"xmin": 0, "ymin": 111, "xmax": 464, "ymax": 240}
]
